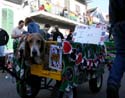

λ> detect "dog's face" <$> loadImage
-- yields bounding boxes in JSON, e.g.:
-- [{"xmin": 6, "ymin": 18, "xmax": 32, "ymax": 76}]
[{"xmin": 26, "ymin": 33, "xmax": 44, "ymax": 57}]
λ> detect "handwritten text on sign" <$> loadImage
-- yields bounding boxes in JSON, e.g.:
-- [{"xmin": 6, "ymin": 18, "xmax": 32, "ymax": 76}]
[{"xmin": 73, "ymin": 24, "xmax": 107, "ymax": 45}]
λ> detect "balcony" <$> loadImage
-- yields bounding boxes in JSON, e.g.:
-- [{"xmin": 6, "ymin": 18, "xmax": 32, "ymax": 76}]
[
  {"xmin": 30, "ymin": 10, "xmax": 85, "ymax": 29},
  {"xmin": 28, "ymin": 0, "xmax": 85, "ymax": 28}
]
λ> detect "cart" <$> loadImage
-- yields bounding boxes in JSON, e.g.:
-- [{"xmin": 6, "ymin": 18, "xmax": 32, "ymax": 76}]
[
  {"xmin": 0, "ymin": 27, "xmax": 106, "ymax": 98},
  {"xmin": 12, "ymin": 40, "xmax": 105, "ymax": 98}
]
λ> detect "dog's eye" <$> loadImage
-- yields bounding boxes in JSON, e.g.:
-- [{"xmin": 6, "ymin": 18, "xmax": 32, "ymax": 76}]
[{"xmin": 37, "ymin": 40, "xmax": 41, "ymax": 44}]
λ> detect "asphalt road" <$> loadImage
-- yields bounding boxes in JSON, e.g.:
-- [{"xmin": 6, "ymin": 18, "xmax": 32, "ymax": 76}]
[{"xmin": 0, "ymin": 68, "xmax": 125, "ymax": 98}]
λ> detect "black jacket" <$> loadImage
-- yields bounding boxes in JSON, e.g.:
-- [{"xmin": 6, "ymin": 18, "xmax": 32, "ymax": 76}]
[
  {"xmin": 110, "ymin": 0, "xmax": 125, "ymax": 26},
  {"xmin": 0, "ymin": 28, "xmax": 9, "ymax": 46},
  {"xmin": 53, "ymin": 31, "xmax": 64, "ymax": 41},
  {"xmin": 109, "ymin": 0, "xmax": 125, "ymax": 36},
  {"xmin": 66, "ymin": 33, "xmax": 72, "ymax": 41}
]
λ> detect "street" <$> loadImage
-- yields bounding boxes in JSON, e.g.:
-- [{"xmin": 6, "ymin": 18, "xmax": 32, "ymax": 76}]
[{"xmin": 0, "ymin": 68, "xmax": 125, "ymax": 98}]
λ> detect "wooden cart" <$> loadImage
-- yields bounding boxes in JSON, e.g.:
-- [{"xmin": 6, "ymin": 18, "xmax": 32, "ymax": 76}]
[{"xmin": 13, "ymin": 41, "xmax": 105, "ymax": 98}]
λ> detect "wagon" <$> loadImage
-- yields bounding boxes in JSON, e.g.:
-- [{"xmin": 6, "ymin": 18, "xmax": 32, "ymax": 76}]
[
  {"xmin": 11, "ymin": 40, "xmax": 105, "ymax": 98},
  {"xmin": 0, "ymin": 26, "xmax": 106, "ymax": 98}
]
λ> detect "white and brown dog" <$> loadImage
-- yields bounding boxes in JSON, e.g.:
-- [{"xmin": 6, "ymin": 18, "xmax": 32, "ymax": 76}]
[
  {"xmin": 17, "ymin": 33, "xmax": 45, "ymax": 65},
  {"xmin": 25, "ymin": 33, "xmax": 45, "ymax": 64}
]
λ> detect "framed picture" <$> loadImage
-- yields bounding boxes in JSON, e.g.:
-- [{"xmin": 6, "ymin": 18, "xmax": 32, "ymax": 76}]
[{"xmin": 49, "ymin": 45, "xmax": 62, "ymax": 71}]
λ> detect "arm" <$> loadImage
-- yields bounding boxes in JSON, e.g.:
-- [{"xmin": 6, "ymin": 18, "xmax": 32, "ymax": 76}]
[
  {"xmin": 61, "ymin": 33, "xmax": 64, "ymax": 40},
  {"xmin": 11, "ymin": 34, "xmax": 22, "ymax": 39},
  {"xmin": 109, "ymin": 0, "xmax": 118, "ymax": 39}
]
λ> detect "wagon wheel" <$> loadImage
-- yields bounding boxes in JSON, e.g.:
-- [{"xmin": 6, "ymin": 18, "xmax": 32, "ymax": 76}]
[
  {"xmin": 16, "ymin": 75, "xmax": 41, "ymax": 98},
  {"xmin": 58, "ymin": 87, "xmax": 77, "ymax": 98},
  {"xmin": 57, "ymin": 67, "xmax": 77, "ymax": 98},
  {"xmin": 89, "ymin": 74, "xmax": 103, "ymax": 93},
  {"xmin": 51, "ymin": 69, "xmax": 77, "ymax": 98},
  {"xmin": 51, "ymin": 81, "xmax": 77, "ymax": 98}
]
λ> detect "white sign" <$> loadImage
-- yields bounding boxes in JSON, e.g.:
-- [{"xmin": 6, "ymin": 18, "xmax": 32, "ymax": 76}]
[
  {"xmin": 73, "ymin": 24, "xmax": 107, "ymax": 45},
  {"xmin": 49, "ymin": 45, "xmax": 62, "ymax": 71}
]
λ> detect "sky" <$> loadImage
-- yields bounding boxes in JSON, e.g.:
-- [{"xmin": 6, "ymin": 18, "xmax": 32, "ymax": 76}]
[{"xmin": 87, "ymin": 0, "xmax": 109, "ymax": 14}]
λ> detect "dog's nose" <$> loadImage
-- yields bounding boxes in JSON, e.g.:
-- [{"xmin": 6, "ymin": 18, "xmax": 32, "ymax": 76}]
[{"xmin": 32, "ymin": 50, "xmax": 37, "ymax": 56}]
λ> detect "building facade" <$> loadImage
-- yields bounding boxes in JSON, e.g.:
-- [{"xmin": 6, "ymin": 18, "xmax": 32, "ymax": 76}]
[{"xmin": 0, "ymin": 0, "xmax": 87, "ymax": 49}]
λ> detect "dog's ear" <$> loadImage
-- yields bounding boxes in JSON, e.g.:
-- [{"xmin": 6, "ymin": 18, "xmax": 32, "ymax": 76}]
[
  {"xmin": 39, "ymin": 34, "xmax": 45, "ymax": 57},
  {"xmin": 25, "ymin": 35, "xmax": 31, "ymax": 58},
  {"xmin": 16, "ymin": 35, "xmax": 27, "ymax": 56}
]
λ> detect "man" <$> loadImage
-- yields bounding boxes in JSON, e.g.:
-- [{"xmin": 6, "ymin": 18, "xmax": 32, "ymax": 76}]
[
  {"xmin": 11, "ymin": 20, "xmax": 25, "ymax": 54},
  {"xmin": 12, "ymin": 20, "xmax": 25, "ymax": 39},
  {"xmin": 66, "ymin": 28, "xmax": 74, "ymax": 41},
  {"xmin": 41, "ymin": 24, "xmax": 51, "ymax": 40},
  {"xmin": 52, "ymin": 25, "xmax": 64, "ymax": 41},
  {"xmin": 107, "ymin": 0, "xmax": 125, "ymax": 98}
]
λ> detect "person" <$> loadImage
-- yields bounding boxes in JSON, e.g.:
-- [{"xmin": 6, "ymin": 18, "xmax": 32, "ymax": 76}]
[
  {"xmin": 83, "ymin": 12, "xmax": 88, "ymax": 24},
  {"xmin": 11, "ymin": 20, "xmax": 25, "ymax": 40},
  {"xmin": 0, "ymin": 28, "xmax": 9, "ymax": 56},
  {"xmin": 11, "ymin": 20, "xmax": 25, "ymax": 54},
  {"xmin": 52, "ymin": 25, "xmax": 64, "ymax": 41},
  {"xmin": 0, "ymin": 28, "xmax": 9, "ymax": 73},
  {"xmin": 107, "ymin": 0, "xmax": 125, "ymax": 98},
  {"xmin": 61, "ymin": 7, "xmax": 68, "ymax": 18},
  {"xmin": 86, "ymin": 11, "xmax": 93, "ymax": 25},
  {"xmin": 25, "ymin": 17, "xmax": 40, "ymax": 33},
  {"xmin": 44, "ymin": 1, "xmax": 52, "ymax": 12},
  {"xmin": 41, "ymin": 24, "xmax": 51, "ymax": 40},
  {"xmin": 39, "ymin": 4, "xmax": 45, "ymax": 11},
  {"xmin": 66, "ymin": 28, "xmax": 74, "ymax": 41}
]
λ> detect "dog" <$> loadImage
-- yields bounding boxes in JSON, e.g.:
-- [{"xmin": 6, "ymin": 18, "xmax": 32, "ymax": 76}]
[{"xmin": 25, "ymin": 33, "xmax": 45, "ymax": 65}]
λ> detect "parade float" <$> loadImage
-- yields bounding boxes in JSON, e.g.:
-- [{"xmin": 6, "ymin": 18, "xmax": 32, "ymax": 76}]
[
  {"xmin": 0, "ymin": 24, "xmax": 109, "ymax": 98},
  {"xmin": 15, "ymin": 24, "xmax": 107, "ymax": 98}
]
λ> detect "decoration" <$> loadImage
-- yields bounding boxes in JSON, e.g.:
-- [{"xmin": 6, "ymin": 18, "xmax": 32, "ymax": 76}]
[
  {"xmin": 49, "ymin": 45, "xmax": 62, "ymax": 71},
  {"xmin": 63, "ymin": 41, "xmax": 72, "ymax": 54},
  {"xmin": 75, "ymin": 53, "xmax": 82, "ymax": 65}
]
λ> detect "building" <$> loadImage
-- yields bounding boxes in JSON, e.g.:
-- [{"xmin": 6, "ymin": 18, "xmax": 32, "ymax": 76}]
[
  {"xmin": 0, "ymin": 0, "xmax": 21, "ymax": 49},
  {"xmin": 0, "ymin": 0, "xmax": 87, "ymax": 49}
]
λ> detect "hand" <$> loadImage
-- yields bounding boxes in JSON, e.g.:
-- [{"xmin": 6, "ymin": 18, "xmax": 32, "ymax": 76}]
[{"xmin": 17, "ymin": 35, "xmax": 22, "ymax": 38}]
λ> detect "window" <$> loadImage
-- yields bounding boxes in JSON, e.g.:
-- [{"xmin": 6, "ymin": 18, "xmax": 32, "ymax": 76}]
[
  {"xmin": 75, "ymin": 4, "xmax": 80, "ymax": 13},
  {"xmin": 64, "ymin": 0, "xmax": 70, "ymax": 10}
]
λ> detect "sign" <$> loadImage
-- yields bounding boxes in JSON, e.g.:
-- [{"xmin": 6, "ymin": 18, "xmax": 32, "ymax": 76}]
[
  {"xmin": 73, "ymin": 24, "xmax": 107, "ymax": 45},
  {"xmin": 49, "ymin": 45, "xmax": 62, "ymax": 71}
]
